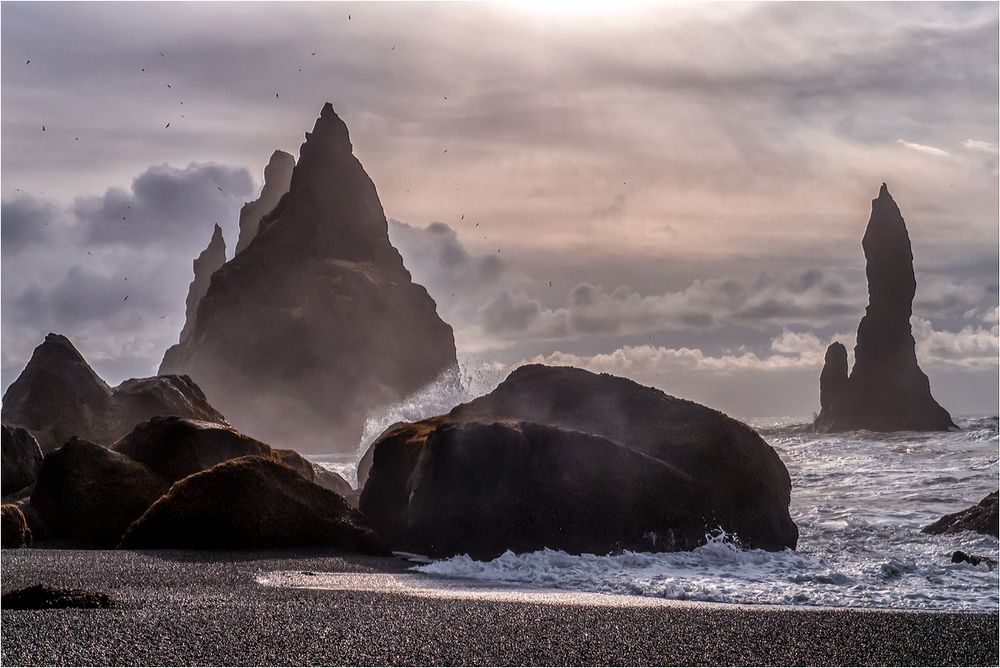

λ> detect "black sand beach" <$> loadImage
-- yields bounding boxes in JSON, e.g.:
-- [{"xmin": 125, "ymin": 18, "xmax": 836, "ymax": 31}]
[{"xmin": 1, "ymin": 549, "xmax": 997, "ymax": 666}]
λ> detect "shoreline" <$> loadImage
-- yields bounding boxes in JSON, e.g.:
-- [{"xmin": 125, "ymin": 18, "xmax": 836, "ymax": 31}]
[{"xmin": 3, "ymin": 549, "xmax": 998, "ymax": 666}]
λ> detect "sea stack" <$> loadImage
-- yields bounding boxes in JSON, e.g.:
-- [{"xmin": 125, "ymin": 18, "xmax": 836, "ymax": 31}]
[
  {"xmin": 813, "ymin": 184, "xmax": 954, "ymax": 432},
  {"xmin": 235, "ymin": 150, "xmax": 295, "ymax": 255},
  {"xmin": 159, "ymin": 103, "xmax": 458, "ymax": 453},
  {"xmin": 178, "ymin": 224, "xmax": 226, "ymax": 343}
]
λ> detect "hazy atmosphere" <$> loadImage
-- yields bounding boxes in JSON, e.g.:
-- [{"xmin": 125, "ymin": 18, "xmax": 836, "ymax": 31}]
[{"xmin": 3, "ymin": 1, "xmax": 998, "ymax": 418}]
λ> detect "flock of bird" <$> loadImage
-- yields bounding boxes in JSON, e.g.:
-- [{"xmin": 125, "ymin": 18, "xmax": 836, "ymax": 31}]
[{"xmin": 15, "ymin": 9, "xmax": 561, "ymax": 317}]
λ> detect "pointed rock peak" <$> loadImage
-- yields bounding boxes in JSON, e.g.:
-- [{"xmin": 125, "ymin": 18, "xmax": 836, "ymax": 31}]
[
  {"xmin": 879, "ymin": 182, "xmax": 889, "ymax": 198},
  {"xmin": 209, "ymin": 223, "xmax": 224, "ymax": 245},
  {"xmin": 300, "ymin": 102, "xmax": 353, "ymax": 161},
  {"xmin": 264, "ymin": 150, "xmax": 295, "ymax": 180},
  {"xmin": 37, "ymin": 333, "xmax": 94, "ymax": 366}
]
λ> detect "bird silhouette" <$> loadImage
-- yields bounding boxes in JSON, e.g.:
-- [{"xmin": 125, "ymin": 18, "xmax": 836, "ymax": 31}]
[
  {"xmin": 166, "ymin": 83, "xmax": 171, "ymax": 88},
  {"xmin": 165, "ymin": 122, "xmax": 170, "ymax": 128},
  {"xmin": 461, "ymin": 215, "xmax": 464, "ymax": 220},
  {"xmin": 42, "ymin": 125, "xmax": 45, "ymax": 131},
  {"xmin": 217, "ymin": 186, "xmax": 223, "ymax": 191},
  {"xmin": 160, "ymin": 52, "xmax": 165, "ymax": 58},
  {"xmin": 25, "ymin": 60, "xmax": 30, "ymax": 65},
  {"xmin": 123, "ymin": 295, "xmax": 128, "ymax": 302}
]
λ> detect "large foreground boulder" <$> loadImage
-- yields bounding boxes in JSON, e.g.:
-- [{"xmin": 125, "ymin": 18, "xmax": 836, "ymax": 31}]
[
  {"xmin": 112, "ymin": 416, "xmax": 271, "ymax": 483},
  {"xmin": 2, "ymin": 424, "xmax": 43, "ymax": 496},
  {"xmin": 2, "ymin": 333, "xmax": 227, "ymax": 452},
  {"xmin": 29, "ymin": 437, "xmax": 167, "ymax": 547},
  {"xmin": 120, "ymin": 456, "xmax": 383, "ymax": 552},
  {"xmin": 1, "ymin": 504, "xmax": 32, "ymax": 548},
  {"xmin": 813, "ymin": 184, "xmax": 954, "ymax": 432},
  {"xmin": 361, "ymin": 364, "xmax": 797, "ymax": 558},
  {"xmin": 923, "ymin": 492, "xmax": 999, "ymax": 538},
  {"xmin": 159, "ymin": 104, "xmax": 457, "ymax": 454}
]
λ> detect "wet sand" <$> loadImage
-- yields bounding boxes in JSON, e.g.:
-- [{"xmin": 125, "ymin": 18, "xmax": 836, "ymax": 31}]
[{"xmin": 2, "ymin": 549, "xmax": 997, "ymax": 666}]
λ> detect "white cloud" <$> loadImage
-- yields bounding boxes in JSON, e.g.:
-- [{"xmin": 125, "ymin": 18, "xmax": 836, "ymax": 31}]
[
  {"xmin": 962, "ymin": 139, "xmax": 998, "ymax": 154},
  {"xmin": 896, "ymin": 139, "xmax": 950, "ymax": 157}
]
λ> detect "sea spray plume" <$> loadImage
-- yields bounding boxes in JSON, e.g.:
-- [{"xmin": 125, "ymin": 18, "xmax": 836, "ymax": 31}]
[{"xmin": 814, "ymin": 184, "xmax": 954, "ymax": 432}]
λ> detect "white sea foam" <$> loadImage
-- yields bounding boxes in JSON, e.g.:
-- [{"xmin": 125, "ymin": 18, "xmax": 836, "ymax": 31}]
[{"xmin": 413, "ymin": 417, "xmax": 1000, "ymax": 611}]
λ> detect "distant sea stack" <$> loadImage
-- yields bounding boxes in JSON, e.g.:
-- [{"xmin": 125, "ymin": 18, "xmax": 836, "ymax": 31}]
[
  {"xmin": 178, "ymin": 224, "xmax": 226, "ymax": 343},
  {"xmin": 235, "ymin": 150, "xmax": 295, "ymax": 255},
  {"xmin": 160, "ymin": 103, "xmax": 458, "ymax": 453},
  {"xmin": 813, "ymin": 184, "xmax": 954, "ymax": 432}
]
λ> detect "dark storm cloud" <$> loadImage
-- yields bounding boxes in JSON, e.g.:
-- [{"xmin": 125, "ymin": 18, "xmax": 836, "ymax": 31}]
[
  {"xmin": 0, "ymin": 196, "xmax": 58, "ymax": 252},
  {"xmin": 74, "ymin": 163, "xmax": 253, "ymax": 248}
]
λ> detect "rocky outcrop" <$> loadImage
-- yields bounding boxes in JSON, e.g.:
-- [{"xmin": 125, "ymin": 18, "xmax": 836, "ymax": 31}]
[
  {"xmin": 235, "ymin": 150, "xmax": 295, "ymax": 255},
  {"xmin": 111, "ymin": 416, "xmax": 271, "ymax": 483},
  {"xmin": 159, "ymin": 104, "xmax": 457, "ymax": 453},
  {"xmin": 1, "ymin": 585, "xmax": 114, "ymax": 609},
  {"xmin": 360, "ymin": 364, "xmax": 797, "ymax": 559},
  {"xmin": 1, "ymin": 333, "xmax": 227, "ymax": 452},
  {"xmin": 814, "ymin": 184, "xmax": 954, "ymax": 432},
  {"xmin": 2, "ymin": 424, "xmax": 43, "ymax": 496},
  {"xmin": 273, "ymin": 448, "xmax": 353, "ymax": 498},
  {"xmin": 119, "ymin": 456, "xmax": 384, "ymax": 552},
  {"xmin": 29, "ymin": 437, "xmax": 167, "ymax": 547},
  {"xmin": 2, "ymin": 504, "xmax": 32, "ymax": 548},
  {"xmin": 923, "ymin": 491, "xmax": 998, "ymax": 537},
  {"xmin": 179, "ymin": 224, "xmax": 227, "ymax": 343}
]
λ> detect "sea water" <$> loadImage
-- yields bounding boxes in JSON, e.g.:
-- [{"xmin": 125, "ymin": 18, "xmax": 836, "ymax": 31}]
[{"xmin": 413, "ymin": 417, "xmax": 999, "ymax": 611}]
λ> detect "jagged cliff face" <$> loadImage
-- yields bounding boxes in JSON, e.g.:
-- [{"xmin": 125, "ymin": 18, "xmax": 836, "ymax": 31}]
[
  {"xmin": 160, "ymin": 104, "xmax": 458, "ymax": 453},
  {"xmin": 179, "ymin": 224, "xmax": 226, "ymax": 343},
  {"xmin": 814, "ymin": 184, "xmax": 953, "ymax": 432},
  {"xmin": 235, "ymin": 150, "xmax": 294, "ymax": 255}
]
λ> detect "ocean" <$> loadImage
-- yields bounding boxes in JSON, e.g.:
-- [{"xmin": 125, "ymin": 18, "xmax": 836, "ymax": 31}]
[{"xmin": 315, "ymin": 387, "xmax": 999, "ymax": 612}]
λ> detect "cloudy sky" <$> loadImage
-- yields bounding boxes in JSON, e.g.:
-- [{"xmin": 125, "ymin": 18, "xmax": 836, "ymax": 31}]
[{"xmin": 2, "ymin": 1, "xmax": 997, "ymax": 419}]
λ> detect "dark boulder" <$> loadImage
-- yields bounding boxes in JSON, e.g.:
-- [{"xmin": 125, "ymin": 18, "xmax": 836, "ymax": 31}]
[
  {"xmin": 952, "ymin": 550, "xmax": 997, "ymax": 569},
  {"xmin": 2, "ymin": 333, "xmax": 228, "ymax": 452},
  {"xmin": 2, "ymin": 424, "xmax": 43, "ymax": 496},
  {"xmin": 1, "ymin": 504, "xmax": 32, "ymax": 548},
  {"xmin": 30, "ymin": 437, "xmax": 167, "ymax": 547},
  {"xmin": 923, "ymin": 491, "xmax": 998, "ymax": 537},
  {"xmin": 814, "ymin": 185, "xmax": 954, "ymax": 432},
  {"xmin": 361, "ymin": 364, "xmax": 797, "ymax": 558},
  {"xmin": 120, "ymin": 456, "xmax": 384, "ymax": 552},
  {"xmin": 273, "ymin": 448, "xmax": 354, "ymax": 498},
  {"xmin": 112, "ymin": 416, "xmax": 271, "ymax": 483},
  {"xmin": 159, "ymin": 104, "xmax": 458, "ymax": 454},
  {"xmin": 2, "ymin": 584, "xmax": 113, "ymax": 609}
]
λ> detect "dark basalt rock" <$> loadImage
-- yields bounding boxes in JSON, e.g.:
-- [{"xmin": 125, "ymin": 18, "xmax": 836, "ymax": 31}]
[
  {"xmin": 361, "ymin": 364, "xmax": 797, "ymax": 559},
  {"xmin": 2, "ymin": 424, "xmax": 43, "ymax": 496},
  {"xmin": 923, "ymin": 491, "xmax": 999, "ymax": 537},
  {"xmin": 272, "ymin": 448, "xmax": 353, "ymax": 498},
  {"xmin": 814, "ymin": 185, "xmax": 954, "ymax": 432},
  {"xmin": 2, "ymin": 334, "xmax": 228, "ymax": 452},
  {"xmin": 2, "ymin": 584, "xmax": 113, "ymax": 609},
  {"xmin": 1, "ymin": 504, "xmax": 32, "ymax": 548},
  {"xmin": 29, "ymin": 437, "xmax": 167, "ymax": 548},
  {"xmin": 179, "ymin": 223, "xmax": 227, "ymax": 343},
  {"xmin": 952, "ymin": 550, "xmax": 997, "ymax": 569},
  {"xmin": 159, "ymin": 104, "xmax": 457, "ymax": 454},
  {"xmin": 119, "ymin": 456, "xmax": 384, "ymax": 553},
  {"xmin": 111, "ymin": 416, "xmax": 271, "ymax": 483},
  {"xmin": 235, "ymin": 150, "xmax": 295, "ymax": 255}
]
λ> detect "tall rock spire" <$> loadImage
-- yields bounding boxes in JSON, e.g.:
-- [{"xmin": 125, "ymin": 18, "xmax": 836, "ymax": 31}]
[
  {"xmin": 235, "ymin": 150, "xmax": 294, "ymax": 255},
  {"xmin": 160, "ymin": 103, "xmax": 458, "ymax": 453},
  {"xmin": 814, "ymin": 184, "xmax": 954, "ymax": 432},
  {"xmin": 178, "ymin": 223, "xmax": 226, "ymax": 343}
]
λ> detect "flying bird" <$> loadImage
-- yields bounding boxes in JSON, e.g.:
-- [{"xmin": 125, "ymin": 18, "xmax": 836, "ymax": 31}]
[
  {"xmin": 42, "ymin": 125, "xmax": 45, "ymax": 131},
  {"xmin": 165, "ymin": 122, "xmax": 170, "ymax": 128},
  {"xmin": 166, "ymin": 83, "xmax": 171, "ymax": 88},
  {"xmin": 348, "ymin": 13, "xmax": 351, "ymax": 20},
  {"xmin": 475, "ymin": 222, "xmax": 479, "ymax": 227},
  {"xmin": 549, "ymin": 281, "xmax": 553, "ymax": 287},
  {"xmin": 461, "ymin": 214, "xmax": 464, "ymax": 220},
  {"xmin": 25, "ymin": 60, "xmax": 30, "ymax": 64},
  {"xmin": 122, "ymin": 295, "xmax": 128, "ymax": 302},
  {"xmin": 160, "ymin": 52, "xmax": 165, "ymax": 58},
  {"xmin": 75, "ymin": 137, "xmax": 79, "ymax": 141},
  {"xmin": 86, "ymin": 251, "xmax": 93, "ymax": 256},
  {"xmin": 141, "ymin": 67, "xmax": 144, "ymax": 72},
  {"xmin": 391, "ymin": 46, "xmax": 396, "ymax": 51},
  {"xmin": 311, "ymin": 52, "xmax": 316, "ymax": 56},
  {"xmin": 442, "ymin": 149, "xmax": 448, "ymax": 153},
  {"xmin": 276, "ymin": 93, "xmax": 279, "ymax": 99},
  {"xmin": 217, "ymin": 186, "xmax": 223, "ymax": 191}
]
